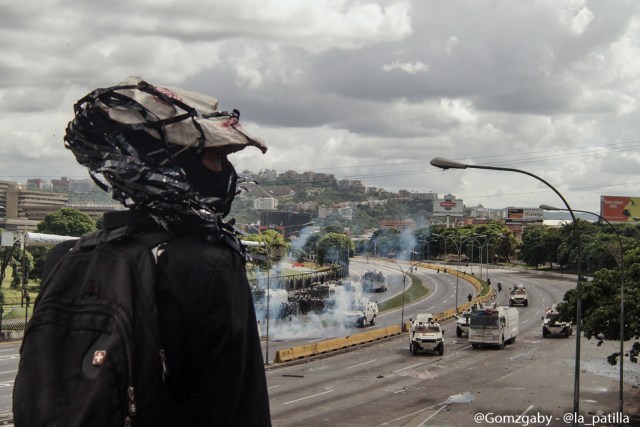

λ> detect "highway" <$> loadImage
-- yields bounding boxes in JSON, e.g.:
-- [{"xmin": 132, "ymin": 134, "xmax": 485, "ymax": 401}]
[
  {"xmin": 0, "ymin": 263, "xmax": 638, "ymax": 426},
  {"xmin": 265, "ymin": 266, "xmax": 640, "ymax": 426}
]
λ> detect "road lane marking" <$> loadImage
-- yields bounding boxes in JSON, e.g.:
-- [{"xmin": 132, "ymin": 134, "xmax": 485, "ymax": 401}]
[
  {"xmin": 393, "ymin": 362, "xmax": 422, "ymax": 372},
  {"xmin": 380, "ymin": 407, "xmax": 428, "ymax": 425},
  {"xmin": 0, "ymin": 370, "xmax": 17, "ymax": 375},
  {"xmin": 268, "ymin": 385, "xmax": 280, "ymax": 390},
  {"xmin": 346, "ymin": 359, "xmax": 377, "ymax": 370},
  {"xmin": 283, "ymin": 389, "xmax": 334, "ymax": 405},
  {"xmin": 521, "ymin": 405, "xmax": 534, "ymax": 415},
  {"xmin": 417, "ymin": 403, "xmax": 448, "ymax": 426},
  {"xmin": 497, "ymin": 371, "xmax": 516, "ymax": 381},
  {"xmin": 0, "ymin": 356, "xmax": 18, "ymax": 361}
]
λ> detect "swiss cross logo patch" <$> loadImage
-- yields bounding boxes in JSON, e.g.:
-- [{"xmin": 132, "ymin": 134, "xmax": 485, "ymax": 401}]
[{"xmin": 92, "ymin": 350, "xmax": 107, "ymax": 366}]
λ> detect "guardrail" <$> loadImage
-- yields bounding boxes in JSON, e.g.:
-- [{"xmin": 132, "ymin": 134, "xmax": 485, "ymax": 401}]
[
  {"xmin": 422, "ymin": 264, "xmax": 495, "ymax": 322},
  {"xmin": 274, "ymin": 325, "xmax": 402, "ymax": 363},
  {"xmin": 379, "ymin": 260, "xmax": 495, "ymax": 324}
]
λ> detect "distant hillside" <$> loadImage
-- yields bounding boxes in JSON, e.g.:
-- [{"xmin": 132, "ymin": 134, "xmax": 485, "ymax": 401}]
[{"xmin": 229, "ymin": 180, "xmax": 433, "ymax": 233}]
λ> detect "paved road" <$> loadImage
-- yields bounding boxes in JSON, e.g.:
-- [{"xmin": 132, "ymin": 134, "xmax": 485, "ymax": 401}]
[
  {"xmin": 0, "ymin": 342, "xmax": 19, "ymax": 424},
  {"xmin": 2, "ymin": 267, "xmax": 638, "ymax": 426},
  {"xmin": 265, "ymin": 270, "xmax": 640, "ymax": 426}
]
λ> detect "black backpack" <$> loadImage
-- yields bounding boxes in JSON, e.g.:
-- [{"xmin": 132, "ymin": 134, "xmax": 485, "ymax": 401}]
[{"xmin": 13, "ymin": 228, "xmax": 174, "ymax": 427}]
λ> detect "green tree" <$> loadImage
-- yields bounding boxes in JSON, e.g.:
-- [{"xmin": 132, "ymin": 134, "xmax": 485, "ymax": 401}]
[
  {"xmin": 317, "ymin": 233, "xmax": 353, "ymax": 266},
  {"xmin": 558, "ymin": 247, "xmax": 640, "ymax": 364},
  {"xmin": 0, "ymin": 233, "xmax": 20, "ymax": 288},
  {"xmin": 368, "ymin": 228, "xmax": 401, "ymax": 258},
  {"xmin": 37, "ymin": 208, "xmax": 96, "ymax": 237},
  {"xmin": 10, "ymin": 251, "xmax": 34, "ymax": 290},
  {"xmin": 243, "ymin": 230, "xmax": 288, "ymax": 269},
  {"xmin": 521, "ymin": 225, "xmax": 548, "ymax": 267}
]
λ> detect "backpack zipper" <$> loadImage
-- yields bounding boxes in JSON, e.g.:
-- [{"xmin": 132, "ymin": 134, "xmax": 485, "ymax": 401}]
[{"xmin": 159, "ymin": 349, "xmax": 169, "ymax": 382}]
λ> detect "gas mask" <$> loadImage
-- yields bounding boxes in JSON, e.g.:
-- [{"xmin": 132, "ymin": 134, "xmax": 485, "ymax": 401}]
[{"xmin": 177, "ymin": 152, "xmax": 238, "ymax": 217}]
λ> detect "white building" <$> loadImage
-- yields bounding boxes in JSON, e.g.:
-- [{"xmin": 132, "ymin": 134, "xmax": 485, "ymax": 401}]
[{"xmin": 253, "ymin": 197, "xmax": 278, "ymax": 210}]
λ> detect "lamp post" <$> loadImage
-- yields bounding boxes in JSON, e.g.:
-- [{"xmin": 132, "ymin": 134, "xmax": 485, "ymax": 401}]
[
  {"xmin": 388, "ymin": 259, "xmax": 416, "ymax": 330},
  {"xmin": 482, "ymin": 234, "xmax": 504, "ymax": 284},
  {"xmin": 540, "ymin": 204, "xmax": 625, "ymax": 416},
  {"xmin": 431, "ymin": 157, "xmax": 583, "ymax": 422},
  {"xmin": 433, "ymin": 233, "xmax": 480, "ymax": 313},
  {"xmin": 468, "ymin": 234, "xmax": 486, "ymax": 277},
  {"xmin": 419, "ymin": 238, "xmax": 437, "ymax": 261}
]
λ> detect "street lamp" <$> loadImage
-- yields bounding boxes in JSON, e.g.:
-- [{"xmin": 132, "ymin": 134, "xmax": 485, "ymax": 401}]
[
  {"xmin": 431, "ymin": 157, "xmax": 583, "ymax": 421},
  {"xmin": 482, "ymin": 234, "xmax": 504, "ymax": 283},
  {"xmin": 388, "ymin": 259, "xmax": 414, "ymax": 329},
  {"xmin": 419, "ymin": 238, "xmax": 437, "ymax": 261},
  {"xmin": 433, "ymin": 233, "xmax": 481, "ymax": 313},
  {"xmin": 468, "ymin": 234, "xmax": 486, "ymax": 277},
  {"xmin": 541, "ymin": 204, "xmax": 625, "ymax": 416}
]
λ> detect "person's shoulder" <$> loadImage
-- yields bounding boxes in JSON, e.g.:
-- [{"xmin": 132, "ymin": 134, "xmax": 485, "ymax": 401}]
[
  {"xmin": 168, "ymin": 235, "xmax": 241, "ymax": 258},
  {"xmin": 42, "ymin": 239, "xmax": 78, "ymax": 279}
]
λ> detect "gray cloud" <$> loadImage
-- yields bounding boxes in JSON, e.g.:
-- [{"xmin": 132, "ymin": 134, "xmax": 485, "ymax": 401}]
[{"xmin": 0, "ymin": 0, "xmax": 639, "ymax": 214}]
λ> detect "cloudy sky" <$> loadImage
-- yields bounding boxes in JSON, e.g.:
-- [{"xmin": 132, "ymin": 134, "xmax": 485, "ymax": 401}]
[{"xmin": 1, "ymin": 0, "xmax": 639, "ymax": 213}]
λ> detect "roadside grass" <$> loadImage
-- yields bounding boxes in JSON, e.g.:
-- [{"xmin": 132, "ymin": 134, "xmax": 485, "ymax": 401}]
[{"xmin": 377, "ymin": 274, "xmax": 429, "ymax": 312}]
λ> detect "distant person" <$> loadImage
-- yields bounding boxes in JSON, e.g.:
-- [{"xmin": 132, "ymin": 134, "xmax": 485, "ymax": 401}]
[{"xmin": 13, "ymin": 77, "xmax": 271, "ymax": 426}]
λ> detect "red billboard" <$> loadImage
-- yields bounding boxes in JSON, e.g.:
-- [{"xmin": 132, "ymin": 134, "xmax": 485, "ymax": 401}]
[{"xmin": 600, "ymin": 195, "xmax": 640, "ymax": 222}]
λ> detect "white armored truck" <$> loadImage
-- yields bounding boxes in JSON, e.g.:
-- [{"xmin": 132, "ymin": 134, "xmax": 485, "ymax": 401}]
[
  {"xmin": 342, "ymin": 301, "xmax": 379, "ymax": 327},
  {"xmin": 455, "ymin": 310, "xmax": 471, "ymax": 337},
  {"xmin": 362, "ymin": 270, "xmax": 388, "ymax": 293},
  {"xmin": 469, "ymin": 306, "xmax": 519, "ymax": 349},
  {"xmin": 509, "ymin": 284, "xmax": 528, "ymax": 307},
  {"xmin": 542, "ymin": 305, "xmax": 573, "ymax": 338},
  {"xmin": 408, "ymin": 314, "xmax": 444, "ymax": 356}
]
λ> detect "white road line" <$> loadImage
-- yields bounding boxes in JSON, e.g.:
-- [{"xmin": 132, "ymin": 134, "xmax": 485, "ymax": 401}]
[
  {"xmin": 393, "ymin": 362, "xmax": 422, "ymax": 372},
  {"xmin": 0, "ymin": 370, "xmax": 17, "ymax": 375},
  {"xmin": 496, "ymin": 371, "xmax": 516, "ymax": 381},
  {"xmin": 418, "ymin": 403, "xmax": 448, "ymax": 426},
  {"xmin": 283, "ymin": 389, "xmax": 334, "ymax": 405},
  {"xmin": 267, "ymin": 385, "xmax": 280, "ymax": 390},
  {"xmin": 521, "ymin": 405, "xmax": 534, "ymax": 416},
  {"xmin": 346, "ymin": 359, "xmax": 377, "ymax": 370},
  {"xmin": 379, "ymin": 407, "xmax": 428, "ymax": 425},
  {"xmin": 307, "ymin": 338, "xmax": 324, "ymax": 343}
]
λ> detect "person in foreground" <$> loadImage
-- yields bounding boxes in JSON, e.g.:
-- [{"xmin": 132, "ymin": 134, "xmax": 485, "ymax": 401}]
[{"xmin": 13, "ymin": 76, "xmax": 272, "ymax": 426}]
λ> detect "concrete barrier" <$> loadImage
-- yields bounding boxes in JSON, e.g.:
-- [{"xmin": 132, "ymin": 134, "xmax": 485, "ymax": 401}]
[{"xmin": 274, "ymin": 324, "xmax": 402, "ymax": 363}]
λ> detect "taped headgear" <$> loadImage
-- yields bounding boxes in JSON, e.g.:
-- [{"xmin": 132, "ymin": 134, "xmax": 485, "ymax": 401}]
[{"xmin": 64, "ymin": 76, "xmax": 267, "ymax": 236}]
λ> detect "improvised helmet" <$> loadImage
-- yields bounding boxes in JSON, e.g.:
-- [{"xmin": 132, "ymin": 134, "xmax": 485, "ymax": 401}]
[{"xmin": 64, "ymin": 76, "xmax": 267, "ymax": 226}]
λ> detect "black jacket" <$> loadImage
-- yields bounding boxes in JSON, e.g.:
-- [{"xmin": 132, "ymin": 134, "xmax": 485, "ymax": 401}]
[{"xmin": 43, "ymin": 210, "xmax": 272, "ymax": 426}]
